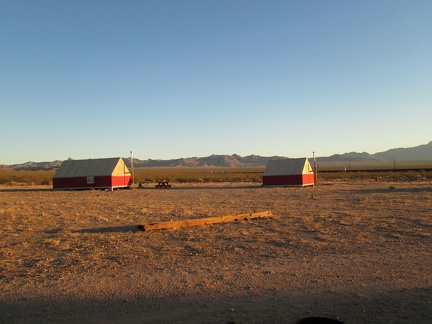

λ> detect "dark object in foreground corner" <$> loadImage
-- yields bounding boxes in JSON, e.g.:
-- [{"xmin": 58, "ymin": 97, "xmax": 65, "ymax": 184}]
[
  {"xmin": 296, "ymin": 317, "xmax": 344, "ymax": 324},
  {"xmin": 137, "ymin": 211, "xmax": 273, "ymax": 231}
]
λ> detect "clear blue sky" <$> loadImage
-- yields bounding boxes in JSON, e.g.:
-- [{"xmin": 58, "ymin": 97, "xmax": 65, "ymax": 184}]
[{"xmin": 1, "ymin": 0, "xmax": 431, "ymax": 164}]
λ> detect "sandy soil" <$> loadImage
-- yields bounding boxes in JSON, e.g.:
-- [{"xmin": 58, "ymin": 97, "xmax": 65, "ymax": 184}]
[{"xmin": 0, "ymin": 180, "xmax": 431, "ymax": 323}]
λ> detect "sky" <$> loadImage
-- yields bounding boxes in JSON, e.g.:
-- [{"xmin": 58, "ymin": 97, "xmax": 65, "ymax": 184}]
[{"xmin": 1, "ymin": 0, "xmax": 431, "ymax": 164}]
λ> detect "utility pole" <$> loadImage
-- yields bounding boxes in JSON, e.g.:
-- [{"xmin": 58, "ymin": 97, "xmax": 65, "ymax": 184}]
[
  {"xmin": 131, "ymin": 151, "xmax": 135, "ymax": 189},
  {"xmin": 313, "ymin": 151, "xmax": 318, "ymax": 186}
]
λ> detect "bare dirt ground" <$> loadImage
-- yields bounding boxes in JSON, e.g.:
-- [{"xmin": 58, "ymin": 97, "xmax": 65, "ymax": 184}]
[{"xmin": 1, "ymin": 180, "xmax": 431, "ymax": 323}]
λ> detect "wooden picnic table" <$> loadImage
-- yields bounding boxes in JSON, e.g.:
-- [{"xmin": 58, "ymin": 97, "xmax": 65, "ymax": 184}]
[{"xmin": 155, "ymin": 181, "xmax": 171, "ymax": 188}]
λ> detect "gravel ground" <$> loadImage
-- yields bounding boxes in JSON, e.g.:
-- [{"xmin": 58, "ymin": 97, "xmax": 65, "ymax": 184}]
[{"xmin": 1, "ymin": 180, "xmax": 431, "ymax": 323}]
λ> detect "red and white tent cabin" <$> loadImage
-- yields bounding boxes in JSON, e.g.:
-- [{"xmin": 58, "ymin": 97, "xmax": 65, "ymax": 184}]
[
  {"xmin": 53, "ymin": 157, "xmax": 131, "ymax": 190},
  {"xmin": 262, "ymin": 158, "xmax": 315, "ymax": 187}
]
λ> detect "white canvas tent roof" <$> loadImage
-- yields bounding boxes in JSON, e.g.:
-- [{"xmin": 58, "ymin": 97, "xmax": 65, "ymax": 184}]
[
  {"xmin": 53, "ymin": 157, "xmax": 130, "ymax": 178},
  {"xmin": 263, "ymin": 158, "xmax": 313, "ymax": 176}
]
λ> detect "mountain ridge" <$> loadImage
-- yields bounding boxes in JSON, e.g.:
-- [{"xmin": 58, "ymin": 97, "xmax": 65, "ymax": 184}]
[
  {"xmin": 2, "ymin": 141, "xmax": 431, "ymax": 170},
  {"xmin": 318, "ymin": 141, "xmax": 432, "ymax": 162}
]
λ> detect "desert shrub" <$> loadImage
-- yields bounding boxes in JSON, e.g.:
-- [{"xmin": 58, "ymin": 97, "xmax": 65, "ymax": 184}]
[
  {"xmin": 1, "ymin": 167, "xmax": 430, "ymax": 186},
  {"xmin": 134, "ymin": 167, "xmax": 264, "ymax": 183},
  {"xmin": 317, "ymin": 170, "xmax": 432, "ymax": 181},
  {"xmin": 0, "ymin": 170, "xmax": 55, "ymax": 185}
]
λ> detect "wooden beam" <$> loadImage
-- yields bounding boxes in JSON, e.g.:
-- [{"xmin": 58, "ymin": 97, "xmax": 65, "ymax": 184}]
[{"xmin": 137, "ymin": 211, "xmax": 272, "ymax": 231}]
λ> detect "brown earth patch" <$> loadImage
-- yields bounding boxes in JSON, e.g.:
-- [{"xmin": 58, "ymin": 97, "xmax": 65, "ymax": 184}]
[{"xmin": 1, "ymin": 180, "xmax": 431, "ymax": 323}]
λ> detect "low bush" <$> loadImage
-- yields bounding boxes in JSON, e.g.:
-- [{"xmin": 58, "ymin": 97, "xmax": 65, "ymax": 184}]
[
  {"xmin": 0, "ymin": 168, "xmax": 430, "ymax": 186},
  {"xmin": 133, "ymin": 167, "xmax": 264, "ymax": 183},
  {"xmin": 0, "ymin": 170, "xmax": 55, "ymax": 185}
]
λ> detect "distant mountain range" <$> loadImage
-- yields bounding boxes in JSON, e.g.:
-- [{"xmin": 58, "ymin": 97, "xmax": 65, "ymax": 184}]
[
  {"xmin": 316, "ymin": 141, "xmax": 432, "ymax": 162},
  {"xmin": 126, "ymin": 154, "xmax": 284, "ymax": 168},
  {"xmin": 1, "ymin": 141, "xmax": 431, "ymax": 171}
]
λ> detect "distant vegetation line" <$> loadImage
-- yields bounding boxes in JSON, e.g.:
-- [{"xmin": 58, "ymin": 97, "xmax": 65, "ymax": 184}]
[
  {"xmin": 133, "ymin": 167, "xmax": 264, "ymax": 183},
  {"xmin": 0, "ymin": 170, "xmax": 56, "ymax": 186},
  {"xmin": 316, "ymin": 159, "xmax": 432, "ymax": 171},
  {"xmin": 1, "ymin": 168, "xmax": 431, "ymax": 186}
]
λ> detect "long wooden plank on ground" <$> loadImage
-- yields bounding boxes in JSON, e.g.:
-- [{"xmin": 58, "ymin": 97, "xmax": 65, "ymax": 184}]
[{"xmin": 138, "ymin": 211, "xmax": 272, "ymax": 231}]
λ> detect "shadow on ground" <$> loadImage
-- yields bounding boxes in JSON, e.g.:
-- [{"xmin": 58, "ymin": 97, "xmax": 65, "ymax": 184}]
[
  {"xmin": 1, "ymin": 287, "xmax": 430, "ymax": 323},
  {"xmin": 73, "ymin": 225, "xmax": 139, "ymax": 234},
  {"xmin": 138, "ymin": 185, "xmax": 263, "ymax": 191},
  {"xmin": 0, "ymin": 188, "xmax": 53, "ymax": 193},
  {"xmin": 351, "ymin": 187, "xmax": 432, "ymax": 194}
]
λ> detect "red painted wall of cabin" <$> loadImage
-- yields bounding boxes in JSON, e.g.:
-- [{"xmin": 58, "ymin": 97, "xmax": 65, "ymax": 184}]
[
  {"xmin": 53, "ymin": 175, "xmax": 131, "ymax": 189},
  {"xmin": 112, "ymin": 176, "xmax": 132, "ymax": 187},
  {"xmin": 262, "ymin": 174, "xmax": 314, "ymax": 186},
  {"xmin": 302, "ymin": 173, "xmax": 315, "ymax": 186}
]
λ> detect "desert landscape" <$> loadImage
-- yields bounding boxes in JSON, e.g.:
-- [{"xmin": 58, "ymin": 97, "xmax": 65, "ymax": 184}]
[{"xmin": 1, "ymin": 179, "xmax": 431, "ymax": 323}]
